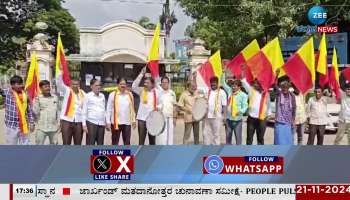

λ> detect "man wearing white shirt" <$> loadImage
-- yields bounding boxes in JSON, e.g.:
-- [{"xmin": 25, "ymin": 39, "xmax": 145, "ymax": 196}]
[
  {"xmin": 241, "ymin": 68, "xmax": 271, "ymax": 145},
  {"xmin": 132, "ymin": 67, "xmax": 162, "ymax": 145},
  {"xmin": 156, "ymin": 76, "xmax": 177, "ymax": 145},
  {"xmin": 106, "ymin": 77, "xmax": 136, "ymax": 145},
  {"xmin": 82, "ymin": 79, "xmax": 106, "ymax": 145},
  {"xmin": 57, "ymin": 76, "xmax": 85, "ymax": 145},
  {"xmin": 203, "ymin": 76, "xmax": 227, "ymax": 145}
]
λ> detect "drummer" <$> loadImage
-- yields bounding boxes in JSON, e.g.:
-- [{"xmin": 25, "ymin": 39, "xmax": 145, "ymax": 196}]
[
  {"xmin": 156, "ymin": 76, "xmax": 177, "ymax": 145},
  {"xmin": 202, "ymin": 76, "xmax": 227, "ymax": 145},
  {"xmin": 132, "ymin": 67, "xmax": 162, "ymax": 145}
]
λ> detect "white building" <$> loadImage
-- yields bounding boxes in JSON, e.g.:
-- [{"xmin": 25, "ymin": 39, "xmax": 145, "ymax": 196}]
[{"xmin": 69, "ymin": 20, "xmax": 177, "ymax": 90}]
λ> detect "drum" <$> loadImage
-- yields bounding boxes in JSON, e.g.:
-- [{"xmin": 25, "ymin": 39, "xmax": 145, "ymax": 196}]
[
  {"xmin": 146, "ymin": 110, "xmax": 166, "ymax": 136},
  {"xmin": 192, "ymin": 97, "xmax": 208, "ymax": 121}
]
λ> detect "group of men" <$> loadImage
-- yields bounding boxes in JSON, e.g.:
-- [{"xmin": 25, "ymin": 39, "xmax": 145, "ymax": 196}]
[{"xmin": 3, "ymin": 65, "xmax": 350, "ymax": 146}]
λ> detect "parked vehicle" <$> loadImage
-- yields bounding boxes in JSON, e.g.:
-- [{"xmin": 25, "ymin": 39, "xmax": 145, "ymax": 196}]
[{"xmin": 267, "ymin": 101, "xmax": 340, "ymax": 134}]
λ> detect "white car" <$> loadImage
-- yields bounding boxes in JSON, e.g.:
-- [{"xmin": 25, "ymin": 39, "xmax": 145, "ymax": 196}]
[{"xmin": 268, "ymin": 102, "xmax": 340, "ymax": 134}]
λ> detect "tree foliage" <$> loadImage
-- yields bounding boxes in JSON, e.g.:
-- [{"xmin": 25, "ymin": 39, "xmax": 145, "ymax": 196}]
[
  {"xmin": 178, "ymin": 0, "xmax": 350, "ymax": 58},
  {"xmin": 0, "ymin": 0, "xmax": 79, "ymax": 72},
  {"xmin": 137, "ymin": 16, "xmax": 157, "ymax": 30},
  {"xmin": 0, "ymin": 0, "xmax": 37, "ymax": 71}
]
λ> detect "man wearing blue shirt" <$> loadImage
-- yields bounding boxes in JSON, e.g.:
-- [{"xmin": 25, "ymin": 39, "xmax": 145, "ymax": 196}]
[{"xmin": 222, "ymin": 76, "xmax": 248, "ymax": 145}]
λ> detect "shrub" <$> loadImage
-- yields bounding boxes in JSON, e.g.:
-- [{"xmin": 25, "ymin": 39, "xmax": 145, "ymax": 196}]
[{"xmin": 172, "ymin": 82, "xmax": 185, "ymax": 101}]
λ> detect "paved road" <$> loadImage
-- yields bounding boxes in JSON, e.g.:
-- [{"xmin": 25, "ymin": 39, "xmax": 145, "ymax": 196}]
[{"xmin": 0, "ymin": 109, "xmax": 346, "ymax": 145}]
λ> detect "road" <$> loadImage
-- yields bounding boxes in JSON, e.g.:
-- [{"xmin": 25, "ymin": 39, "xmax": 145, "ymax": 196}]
[{"xmin": 0, "ymin": 109, "xmax": 347, "ymax": 145}]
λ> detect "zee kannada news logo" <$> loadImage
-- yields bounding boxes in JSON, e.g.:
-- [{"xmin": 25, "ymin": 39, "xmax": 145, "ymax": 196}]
[
  {"xmin": 296, "ymin": 5, "xmax": 338, "ymax": 33},
  {"xmin": 90, "ymin": 149, "xmax": 134, "ymax": 180}
]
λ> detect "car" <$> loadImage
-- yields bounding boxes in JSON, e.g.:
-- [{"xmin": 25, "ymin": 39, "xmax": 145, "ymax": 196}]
[{"xmin": 267, "ymin": 101, "xmax": 340, "ymax": 134}]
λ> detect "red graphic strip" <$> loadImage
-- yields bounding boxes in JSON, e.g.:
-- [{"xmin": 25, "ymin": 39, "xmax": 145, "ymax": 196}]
[
  {"xmin": 296, "ymin": 185, "xmax": 350, "ymax": 200},
  {"xmin": 9, "ymin": 184, "xmax": 13, "ymax": 200}
]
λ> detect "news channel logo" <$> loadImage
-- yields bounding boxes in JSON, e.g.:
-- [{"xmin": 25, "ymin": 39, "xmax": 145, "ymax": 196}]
[
  {"xmin": 296, "ymin": 5, "xmax": 337, "ymax": 33},
  {"xmin": 307, "ymin": 5, "xmax": 327, "ymax": 25},
  {"xmin": 90, "ymin": 149, "xmax": 134, "ymax": 180},
  {"xmin": 203, "ymin": 155, "xmax": 224, "ymax": 174}
]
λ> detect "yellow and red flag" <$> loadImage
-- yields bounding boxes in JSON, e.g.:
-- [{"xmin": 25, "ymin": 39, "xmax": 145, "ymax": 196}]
[
  {"xmin": 197, "ymin": 50, "xmax": 222, "ymax": 87},
  {"xmin": 317, "ymin": 33, "xmax": 328, "ymax": 87},
  {"xmin": 147, "ymin": 23, "xmax": 161, "ymax": 78},
  {"xmin": 329, "ymin": 47, "xmax": 341, "ymax": 102},
  {"xmin": 25, "ymin": 51, "xmax": 40, "ymax": 102},
  {"xmin": 55, "ymin": 32, "xmax": 71, "ymax": 86},
  {"xmin": 226, "ymin": 39, "xmax": 260, "ymax": 80},
  {"xmin": 283, "ymin": 37, "xmax": 315, "ymax": 94},
  {"xmin": 246, "ymin": 37, "xmax": 285, "ymax": 91}
]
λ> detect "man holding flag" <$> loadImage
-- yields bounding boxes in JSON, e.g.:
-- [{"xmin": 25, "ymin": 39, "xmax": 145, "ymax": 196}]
[
  {"xmin": 241, "ymin": 65, "xmax": 271, "ymax": 145},
  {"xmin": 130, "ymin": 23, "xmax": 163, "ymax": 145},
  {"xmin": 331, "ymin": 47, "xmax": 350, "ymax": 145},
  {"xmin": 132, "ymin": 67, "xmax": 162, "ymax": 145},
  {"xmin": 334, "ymin": 83, "xmax": 350, "ymax": 145},
  {"xmin": 3, "ymin": 75, "xmax": 35, "ymax": 144},
  {"xmin": 55, "ymin": 32, "xmax": 86, "ymax": 145}
]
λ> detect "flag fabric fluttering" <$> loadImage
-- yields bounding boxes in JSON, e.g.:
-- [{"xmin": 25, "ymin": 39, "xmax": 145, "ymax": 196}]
[
  {"xmin": 226, "ymin": 39, "xmax": 260, "ymax": 80},
  {"xmin": 283, "ymin": 37, "xmax": 315, "ymax": 94},
  {"xmin": 197, "ymin": 50, "xmax": 222, "ymax": 88},
  {"xmin": 25, "ymin": 51, "xmax": 40, "ymax": 103},
  {"xmin": 55, "ymin": 32, "xmax": 71, "ymax": 86},
  {"xmin": 246, "ymin": 37, "xmax": 285, "ymax": 91},
  {"xmin": 329, "ymin": 47, "xmax": 341, "ymax": 102},
  {"xmin": 341, "ymin": 66, "xmax": 350, "ymax": 83},
  {"xmin": 317, "ymin": 33, "xmax": 328, "ymax": 87},
  {"xmin": 147, "ymin": 23, "xmax": 161, "ymax": 78}
]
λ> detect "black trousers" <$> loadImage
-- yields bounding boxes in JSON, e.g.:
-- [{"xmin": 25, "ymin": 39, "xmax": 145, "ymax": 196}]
[
  {"xmin": 138, "ymin": 120, "xmax": 155, "ymax": 145},
  {"xmin": 111, "ymin": 124, "xmax": 131, "ymax": 145},
  {"xmin": 307, "ymin": 124, "xmax": 325, "ymax": 145},
  {"xmin": 60, "ymin": 120, "xmax": 83, "ymax": 145},
  {"xmin": 86, "ymin": 121, "xmax": 105, "ymax": 145},
  {"xmin": 247, "ymin": 116, "xmax": 267, "ymax": 145}
]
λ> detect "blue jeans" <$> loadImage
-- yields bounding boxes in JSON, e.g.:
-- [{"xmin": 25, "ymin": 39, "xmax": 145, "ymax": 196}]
[{"xmin": 226, "ymin": 119, "xmax": 243, "ymax": 145}]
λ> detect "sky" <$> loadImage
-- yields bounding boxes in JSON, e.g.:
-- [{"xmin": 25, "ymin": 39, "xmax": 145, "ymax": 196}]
[{"xmin": 62, "ymin": 0, "xmax": 194, "ymax": 51}]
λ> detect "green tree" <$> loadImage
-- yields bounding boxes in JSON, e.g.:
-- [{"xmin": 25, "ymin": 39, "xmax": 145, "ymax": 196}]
[
  {"xmin": 178, "ymin": 0, "xmax": 350, "ymax": 58},
  {"xmin": 0, "ymin": 0, "xmax": 37, "ymax": 72},
  {"xmin": 23, "ymin": 8, "xmax": 80, "ymax": 54},
  {"xmin": 0, "ymin": 0, "xmax": 79, "ymax": 72},
  {"xmin": 137, "ymin": 16, "xmax": 157, "ymax": 30}
]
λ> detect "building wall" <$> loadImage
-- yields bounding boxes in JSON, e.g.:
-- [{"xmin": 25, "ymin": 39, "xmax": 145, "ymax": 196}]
[
  {"xmin": 78, "ymin": 20, "xmax": 166, "ymax": 63},
  {"xmin": 281, "ymin": 32, "xmax": 348, "ymax": 64}
]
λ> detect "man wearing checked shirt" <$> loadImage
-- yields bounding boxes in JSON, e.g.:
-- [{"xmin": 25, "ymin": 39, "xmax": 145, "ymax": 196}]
[
  {"xmin": 3, "ymin": 75, "xmax": 35, "ymax": 145},
  {"xmin": 221, "ymin": 76, "xmax": 248, "ymax": 145}
]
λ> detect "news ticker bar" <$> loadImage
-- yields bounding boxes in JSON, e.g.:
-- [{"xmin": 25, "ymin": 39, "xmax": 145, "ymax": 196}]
[{"xmin": 1, "ymin": 184, "xmax": 350, "ymax": 200}]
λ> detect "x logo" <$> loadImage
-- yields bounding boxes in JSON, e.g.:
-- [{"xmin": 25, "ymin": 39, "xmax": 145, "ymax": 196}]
[
  {"xmin": 116, "ymin": 156, "xmax": 131, "ymax": 173},
  {"xmin": 93, "ymin": 155, "xmax": 111, "ymax": 173}
]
